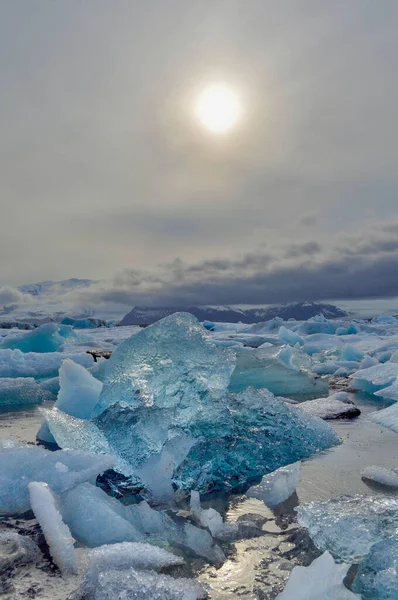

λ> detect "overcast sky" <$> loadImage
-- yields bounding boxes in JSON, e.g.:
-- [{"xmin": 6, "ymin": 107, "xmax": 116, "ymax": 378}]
[{"xmin": 1, "ymin": 1, "xmax": 398, "ymax": 306}]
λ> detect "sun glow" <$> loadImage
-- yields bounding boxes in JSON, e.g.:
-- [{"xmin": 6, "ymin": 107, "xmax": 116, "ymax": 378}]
[{"xmin": 195, "ymin": 84, "xmax": 241, "ymax": 134}]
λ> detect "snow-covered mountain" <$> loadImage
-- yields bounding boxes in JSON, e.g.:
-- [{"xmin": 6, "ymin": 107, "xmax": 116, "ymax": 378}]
[
  {"xmin": 119, "ymin": 302, "xmax": 347, "ymax": 326},
  {"xmin": 18, "ymin": 278, "xmax": 96, "ymax": 297}
]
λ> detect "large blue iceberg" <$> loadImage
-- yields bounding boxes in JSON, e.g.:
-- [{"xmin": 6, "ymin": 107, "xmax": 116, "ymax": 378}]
[
  {"xmin": 1, "ymin": 323, "xmax": 76, "ymax": 353},
  {"xmin": 43, "ymin": 313, "xmax": 339, "ymax": 495}
]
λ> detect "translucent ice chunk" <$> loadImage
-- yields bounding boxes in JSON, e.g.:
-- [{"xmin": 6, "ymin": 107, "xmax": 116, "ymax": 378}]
[
  {"xmin": 1, "ymin": 323, "xmax": 75, "ymax": 353},
  {"xmin": 246, "ymin": 461, "xmax": 300, "ymax": 507},
  {"xmin": 0, "ymin": 446, "xmax": 114, "ymax": 514},
  {"xmin": 296, "ymin": 495, "xmax": 398, "ymax": 562},
  {"xmin": 0, "ymin": 531, "xmax": 39, "ymax": 571},
  {"xmin": 28, "ymin": 481, "xmax": 77, "ymax": 575},
  {"xmin": 190, "ymin": 491, "xmax": 224, "ymax": 537},
  {"xmin": 76, "ymin": 567, "xmax": 206, "ymax": 600},
  {"xmin": 276, "ymin": 551, "xmax": 359, "ymax": 600},
  {"xmin": 87, "ymin": 541, "xmax": 184, "ymax": 573},
  {"xmin": 95, "ymin": 312, "xmax": 235, "ymax": 416},
  {"xmin": 352, "ymin": 539, "xmax": 398, "ymax": 599}
]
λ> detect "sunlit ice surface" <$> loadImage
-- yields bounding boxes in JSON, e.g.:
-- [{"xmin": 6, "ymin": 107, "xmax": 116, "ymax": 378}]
[{"xmin": 195, "ymin": 83, "xmax": 241, "ymax": 134}]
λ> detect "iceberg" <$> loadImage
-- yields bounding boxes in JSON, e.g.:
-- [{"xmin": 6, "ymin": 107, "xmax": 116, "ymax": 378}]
[
  {"xmin": 43, "ymin": 314, "xmax": 338, "ymax": 494},
  {"xmin": 75, "ymin": 567, "xmax": 206, "ymax": 600},
  {"xmin": 28, "ymin": 481, "xmax": 77, "ymax": 575},
  {"xmin": 228, "ymin": 345, "xmax": 328, "ymax": 398},
  {"xmin": 352, "ymin": 539, "xmax": 398, "ymax": 599},
  {"xmin": 276, "ymin": 551, "xmax": 359, "ymax": 600},
  {"xmin": 1, "ymin": 323, "xmax": 75, "ymax": 353},
  {"xmin": 246, "ymin": 461, "xmax": 300, "ymax": 507},
  {"xmin": 0, "ymin": 377, "xmax": 53, "ymax": 407},
  {"xmin": 361, "ymin": 466, "xmax": 398, "ymax": 488},
  {"xmin": 297, "ymin": 392, "xmax": 360, "ymax": 420},
  {"xmin": 375, "ymin": 380, "xmax": 398, "ymax": 402},
  {"xmin": 296, "ymin": 495, "xmax": 398, "ymax": 562},
  {"xmin": 0, "ymin": 446, "xmax": 114, "ymax": 514}
]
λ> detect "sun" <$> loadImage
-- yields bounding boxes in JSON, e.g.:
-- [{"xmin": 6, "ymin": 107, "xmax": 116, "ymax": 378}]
[{"xmin": 195, "ymin": 84, "xmax": 241, "ymax": 134}]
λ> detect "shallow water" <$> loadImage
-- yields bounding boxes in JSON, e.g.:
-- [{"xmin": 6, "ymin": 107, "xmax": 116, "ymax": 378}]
[{"xmin": 1, "ymin": 391, "xmax": 398, "ymax": 598}]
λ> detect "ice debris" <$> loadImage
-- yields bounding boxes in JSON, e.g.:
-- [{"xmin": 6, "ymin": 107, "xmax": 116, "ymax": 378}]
[
  {"xmin": 246, "ymin": 461, "xmax": 300, "ymax": 507},
  {"xmin": 189, "ymin": 491, "xmax": 237, "ymax": 540},
  {"xmin": 56, "ymin": 359, "xmax": 103, "ymax": 418},
  {"xmin": 297, "ymin": 392, "xmax": 360, "ymax": 420},
  {"xmin": 276, "ymin": 551, "xmax": 359, "ymax": 600},
  {"xmin": 352, "ymin": 539, "xmax": 398, "ymax": 599},
  {"xmin": 28, "ymin": 481, "xmax": 78, "ymax": 574},
  {"xmin": 296, "ymin": 495, "xmax": 398, "ymax": 562},
  {"xmin": 0, "ymin": 446, "xmax": 114, "ymax": 514},
  {"xmin": 0, "ymin": 348, "xmax": 93, "ymax": 378},
  {"xmin": 361, "ymin": 466, "xmax": 398, "ymax": 488},
  {"xmin": 1, "ymin": 323, "xmax": 75, "ymax": 353},
  {"xmin": 351, "ymin": 362, "xmax": 398, "ymax": 394}
]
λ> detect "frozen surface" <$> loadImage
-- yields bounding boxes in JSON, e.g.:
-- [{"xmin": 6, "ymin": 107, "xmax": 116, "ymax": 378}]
[
  {"xmin": 0, "ymin": 377, "xmax": 53, "ymax": 407},
  {"xmin": 276, "ymin": 551, "xmax": 359, "ymax": 600},
  {"xmin": 1, "ymin": 323, "xmax": 75, "ymax": 353},
  {"xmin": 352, "ymin": 539, "xmax": 398, "ymax": 599},
  {"xmin": 75, "ymin": 567, "xmax": 206, "ymax": 600},
  {"xmin": 296, "ymin": 495, "xmax": 398, "ymax": 561},
  {"xmin": 87, "ymin": 542, "xmax": 184, "ymax": 572},
  {"xmin": 298, "ymin": 392, "xmax": 360, "ymax": 420},
  {"xmin": 28, "ymin": 481, "xmax": 77, "ymax": 574},
  {"xmin": 361, "ymin": 466, "xmax": 398, "ymax": 488},
  {"xmin": 56, "ymin": 359, "xmax": 102, "ymax": 418},
  {"xmin": 95, "ymin": 312, "xmax": 235, "ymax": 416},
  {"xmin": 246, "ymin": 461, "xmax": 300, "ymax": 507},
  {"xmin": 0, "ymin": 446, "xmax": 114, "ymax": 514}
]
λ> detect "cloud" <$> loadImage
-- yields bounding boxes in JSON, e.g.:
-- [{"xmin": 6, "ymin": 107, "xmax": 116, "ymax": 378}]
[
  {"xmin": 69, "ymin": 219, "xmax": 398, "ymax": 308},
  {"xmin": 0, "ymin": 286, "xmax": 30, "ymax": 307}
]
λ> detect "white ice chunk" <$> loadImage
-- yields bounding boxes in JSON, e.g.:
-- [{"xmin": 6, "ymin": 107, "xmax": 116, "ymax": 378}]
[
  {"xmin": 183, "ymin": 523, "xmax": 225, "ymax": 563},
  {"xmin": 87, "ymin": 542, "xmax": 184, "ymax": 573},
  {"xmin": 276, "ymin": 551, "xmax": 359, "ymax": 600},
  {"xmin": 190, "ymin": 491, "xmax": 224, "ymax": 537},
  {"xmin": 279, "ymin": 326, "xmax": 304, "ymax": 346},
  {"xmin": 297, "ymin": 392, "xmax": 360, "ymax": 420},
  {"xmin": 0, "ymin": 531, "xmax": 39, "ymax": 571},
  {"xmin": 350, "ymin": 362, "xmax": 398, "ymax": 394},
  {"xmin": 28, "ymin": 482, "xmax": 77, "ymax": 575},
  {"xmin": 59, "ymin": 483, "xmax": 142, "ymax": 547},
  {"xmin": 374, "ymin": 380, "xmax": 398, "ymax": 402},
  {"xmin": 361, "ymin": 466, "xmax": 398, "ymax": 488},
  {"xmin": 246, "ymin": 461, "xmax": 300, "ymax": 507}
]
